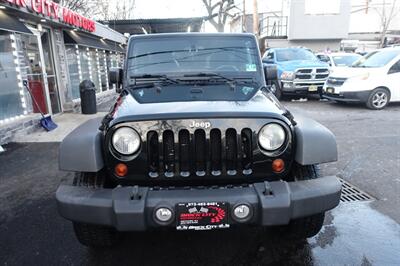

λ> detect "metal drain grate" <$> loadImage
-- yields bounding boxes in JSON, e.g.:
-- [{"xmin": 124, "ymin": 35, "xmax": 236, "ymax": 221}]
[{"xmin": 339, "ymin": 178, "xmax": 375, "ymax": 203}]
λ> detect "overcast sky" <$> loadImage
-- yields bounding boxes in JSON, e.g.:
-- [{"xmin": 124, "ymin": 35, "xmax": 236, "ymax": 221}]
[
  {"xmin": 105, "ymin": 0, "xmax": 400, "ymax": 33},
  {"xmin": 108, "ymin": 0, "xmax": 208, "ymax": 19}
]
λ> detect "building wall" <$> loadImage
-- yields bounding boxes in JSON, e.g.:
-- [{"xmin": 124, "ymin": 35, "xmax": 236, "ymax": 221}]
[
  {"xmin": 288, "ymin": 0, "xmax": 351, "ymax": 40},
  {"xmin": 265, "ymin": 38, "xmax": 341, "ymax": 52}
]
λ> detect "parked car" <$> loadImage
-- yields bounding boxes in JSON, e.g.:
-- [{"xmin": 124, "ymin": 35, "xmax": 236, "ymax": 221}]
[
  {"xmin": 323, "ymin": 47, "xmax": 400, "ymax": 109},
  {"xmin": 262, "ymin": 47, "xmax": 330, "ymax": 99},
  {"xmin": 56, "ymin": 33, "xmax": 341, "ymax": 248},
  {"xmin": 316, "ymin": 52, "xmax": 362, "ymax": 69}
]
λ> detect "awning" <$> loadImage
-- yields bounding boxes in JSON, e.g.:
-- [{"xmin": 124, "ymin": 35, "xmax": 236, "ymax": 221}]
[
  {"xmin": 64, "ymin": 30, "xmax": 109, "ymax": 50},
  {"xmin": 105, "ymin": 40, "xmax": 126, "ymax": 53},
  {"xmin": 64, "ymin": 30, "xmax": 125, "ymax": 53},
  {"xmin": 0, "ymin": 10, "xmax": 32, "ymax": 34}
]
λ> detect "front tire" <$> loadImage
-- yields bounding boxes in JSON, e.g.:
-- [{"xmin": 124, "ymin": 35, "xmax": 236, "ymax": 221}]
[
  {"xmin": 270, "ymin": 81, "xmax": 283, "ymax": 100},
  {"xmin": 72, "ymin": 172, "xmax": 120, "ymax": 248},
  {"xmin": 279, "ymin": 165, "xmax": 325, "ymax": 239},
  {"xmin": 366, "ymin": 88, "xmax": 390, "ymax": 110},
  {"xmin": 73, "ymin": 222, "xmax": 120, "ymax": 248}
]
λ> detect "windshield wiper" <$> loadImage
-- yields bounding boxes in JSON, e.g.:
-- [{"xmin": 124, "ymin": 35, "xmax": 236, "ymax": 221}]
[
  {"xmin": 183, "ymin": 72, "xmax": 234, "ymax": 82},
  {"xmin": 130, "ymin": 74, "xmax": 180, "ymax": 84}
]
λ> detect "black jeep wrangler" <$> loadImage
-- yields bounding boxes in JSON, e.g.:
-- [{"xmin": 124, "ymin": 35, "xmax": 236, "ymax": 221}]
[{"xmin": 56, "ymin": 33, "xmax": 341, "ymax": 247}]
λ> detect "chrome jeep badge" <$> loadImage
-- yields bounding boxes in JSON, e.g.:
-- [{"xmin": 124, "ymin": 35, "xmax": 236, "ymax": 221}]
[{"xmin": 189, "ymin": 121, "xmax": 211, "ymax": 129}]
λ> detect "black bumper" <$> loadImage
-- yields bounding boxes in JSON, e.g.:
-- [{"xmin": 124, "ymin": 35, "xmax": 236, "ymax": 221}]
[
  {"xmin": 323, "ymin": 91, "xmax": 370, "ymax": 102},
  {"xmin": 56, "ymin": 176, "xmax": 341, "ymax": 231}
]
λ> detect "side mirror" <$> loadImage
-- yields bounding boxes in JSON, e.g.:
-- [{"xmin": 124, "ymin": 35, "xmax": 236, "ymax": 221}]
[
  {"xmin": 263, "ymin": 58, "xmax": 274, "ymax": 64},
  {"xmin": 109, "ymin": 67, "xmax": 123, "ymax": 93},
  {"xmin": 109, "ymin": 67, "xmax": 123, "ymax": 83},
  {"xmin": 264, "ymin": 65, "xmax": 278, "ymax": 82}
]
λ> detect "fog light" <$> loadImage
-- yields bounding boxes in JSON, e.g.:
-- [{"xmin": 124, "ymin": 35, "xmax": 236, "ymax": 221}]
[
  {"xmin": 155, "ymin": 207, "xmax": 173, "ymax": 222},
  {"xmin": 283, "ymin": 82, "xmax": 293, "ymax": 89},
  {"xmin": 233, "ymin": 204, "xmax": 251, "ymax": 220}
]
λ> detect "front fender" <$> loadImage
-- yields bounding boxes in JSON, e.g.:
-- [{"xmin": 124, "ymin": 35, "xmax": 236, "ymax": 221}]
[
  {"xmin": 59, "ymin": 117, "xmax": 104, "ymax": 172},
  {"xmin": 293, "ymin": 113, "xmax": 338, "ymax": 165}
]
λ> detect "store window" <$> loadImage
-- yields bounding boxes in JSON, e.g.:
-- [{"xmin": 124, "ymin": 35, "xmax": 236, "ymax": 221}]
[
  {"xmin": 65, "ymin": 44, "xmax": 125, "ymax": 98},
  {"xmin": 79, "ymin": 47, "xmax": 90, "ymax": 85},
  {"xmin": 88, "ymin": 48, "xmax": 100, "ymax": 92},
  {"xmin": 0, "ymin": 33, "xmax": 26, "ymax": 122},
  {"xmin": 99, "ymin": 50, "xmax": 109, "ymax": 91},
  {"xmin": 105, "ymin": 51, "xmax": 115, "ymax": 90},
  {"xmin": 65, "ymin": 45, "xmax": 80, "ymax": 99}
]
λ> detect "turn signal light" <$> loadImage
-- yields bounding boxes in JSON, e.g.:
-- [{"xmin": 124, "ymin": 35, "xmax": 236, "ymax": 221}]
[
  {"xmin": 115, "ymin": 163, "xmax": 128, "ymax": 177},
  {"xmin": 272, "ymin": 159, "xmax": 285, "ymax": 173}
]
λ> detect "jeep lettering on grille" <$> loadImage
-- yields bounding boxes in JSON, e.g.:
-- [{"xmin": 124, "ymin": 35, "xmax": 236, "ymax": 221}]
[{"xmin": 189, "ymin": 121, "xmax": 211, "ymax": 129}]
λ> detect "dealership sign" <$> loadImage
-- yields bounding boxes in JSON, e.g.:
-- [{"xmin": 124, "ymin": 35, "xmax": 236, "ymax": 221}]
[{"xmin": 2, "ymin": 0, "xmax": 96, "ymax": 32}]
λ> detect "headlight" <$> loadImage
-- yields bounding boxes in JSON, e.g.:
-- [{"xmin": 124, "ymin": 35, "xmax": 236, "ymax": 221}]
[
  {"xmin": 258, "ymin": 123, "xmax": 286, "ymax": 151},
  {"xmin": 347, "ymin": 72, "xmax": 370, "ymax": 82},
  {"xmin": 112, "ymin": 127, "xmax": 141, "ymax": 155},
  {"xmin": 280, "ymin": 71, "xmax": 295, "ymax": 80}
]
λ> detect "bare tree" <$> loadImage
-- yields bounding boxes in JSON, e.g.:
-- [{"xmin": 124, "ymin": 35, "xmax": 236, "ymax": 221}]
[
  {"xmin": 96, "ymin": 1, "xmax": 111, "ymax": 20},
  {"xmin": 201, "ymin": 0, "xmax": 238, "ymax": 32},
  {"xmin": 375, "ymin": 0, "xmax": 399, "ymax": 47},
  {"xmin": 55, "ymin": 0, "xmax": 93, "ymax": 16},
  {"xmin": 114, "ymin": 0, "xmax": 136, "ymax": 20}
]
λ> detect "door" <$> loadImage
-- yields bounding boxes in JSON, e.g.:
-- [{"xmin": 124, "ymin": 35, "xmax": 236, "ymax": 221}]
[
  {"xmin": 27, "ymin": 27, "xmax": 61, "ymax": 115},
  {"xmin": 387, "ymin": 59, "xmax": 400, "ymax": 101},
  {"xmin": 40, "ymin": 28, "xmax": 61, "ymax": 114},
  {"xmin": 18, "ymin": 32, "xmax": 49, "ymax": 114}
]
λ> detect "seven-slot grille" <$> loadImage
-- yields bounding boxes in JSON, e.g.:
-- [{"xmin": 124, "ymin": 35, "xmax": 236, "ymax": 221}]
[
  {"xmin": 295, "ymin": 68, "xmax": 330, "ymax": 80},
  {"xmin": 146, "ymin": 128, "xmax": 254, "ymax": 178}
]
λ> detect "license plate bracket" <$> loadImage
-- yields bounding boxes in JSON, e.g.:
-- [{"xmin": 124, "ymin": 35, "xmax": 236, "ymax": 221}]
[{"xmin": 176, "ymin": 202, "xmax": 230, "ymax": 231}]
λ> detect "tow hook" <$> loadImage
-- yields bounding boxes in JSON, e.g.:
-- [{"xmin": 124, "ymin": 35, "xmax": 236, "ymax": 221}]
[
  {"xmin": 130, "ymin": 185, "xmax": 141, "ymax": 200},
  {"xmin": 263, "ymin": 181, "xmax": 273, "ymax": 196}
]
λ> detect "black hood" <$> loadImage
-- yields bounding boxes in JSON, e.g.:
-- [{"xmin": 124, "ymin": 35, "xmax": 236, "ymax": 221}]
[{"xmin": 107, "ymin": 89, "xmax": 290, "ymax": 127}]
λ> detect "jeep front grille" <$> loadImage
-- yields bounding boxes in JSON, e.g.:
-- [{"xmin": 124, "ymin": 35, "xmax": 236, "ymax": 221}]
[{"xmin": 146, "ymin": 128, "xmax": 254, "ymax": 178}]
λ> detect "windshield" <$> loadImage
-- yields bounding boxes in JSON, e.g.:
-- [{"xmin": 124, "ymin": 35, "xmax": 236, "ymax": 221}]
[
  {"xmin": 276, "ymin": 48, "xmax": 317, "ymax": 62},
  {"xmin": 127, "ymin": 36, "xmax": 261, "ymax": 77},
  {"xmin": 352, "ymin": 49, "xmax": 400, "ymax": 68},
  {"xmin": 332, "ymin": 54, "xmax": 361, "ymax": 66}
]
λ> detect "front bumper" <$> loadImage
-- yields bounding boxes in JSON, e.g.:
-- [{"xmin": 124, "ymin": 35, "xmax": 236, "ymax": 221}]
[
  {"xmin": 281, "ymin": 80, "xmax": 325, "ymax": 95},
  {"xmin": 56, "ymin": 176, "xmax": 341, "ymax": 231},
  {"xmin": 322, "ymin": 90, "xmax": 371, "ymax": 103}
]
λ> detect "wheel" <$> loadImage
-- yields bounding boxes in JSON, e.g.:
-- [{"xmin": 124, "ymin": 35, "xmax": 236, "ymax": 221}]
[
  {"xmin": 276, "ymin": 165, "xmax": 325, "ymax": 239},
  {"xmin": 73, "ymin": 222, "xmax": 120, "ymax": 248},
  {"xmin": 72, "ymin": 172, "xmax": 120, "ymax": 248},
  {"xmin": 270, "ymin": 80, "xmax": 282, "ymax": 100},
  {"xmin": 284, "ymin": 213, "xmax": 325, "ymax": 239},
  {"xmin": 366, "ymin": 88, "xmax": 390, "ymax": 110}
]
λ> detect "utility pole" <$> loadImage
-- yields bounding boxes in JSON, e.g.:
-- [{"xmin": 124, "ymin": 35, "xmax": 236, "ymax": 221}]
[
  {"xmin": 242, "ymin": 0, "xmax": 246, "ymax": 32},
  {"xmin": 252, "ymin": 0, "xmax": 259, "ymax": 37}
]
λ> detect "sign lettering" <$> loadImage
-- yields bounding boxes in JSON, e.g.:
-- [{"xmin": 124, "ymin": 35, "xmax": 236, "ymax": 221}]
[{"xmin": 2, "ymin": 0, "xmax": 96, "ymax": 32}]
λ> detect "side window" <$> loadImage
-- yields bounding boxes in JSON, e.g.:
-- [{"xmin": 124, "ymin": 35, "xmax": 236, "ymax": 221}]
[
  {"xmin": 317, "ymin": 55, "xmax": 330, "ymax": 63},
  {"xmin": 264, "ymin": 51, "xmax": 274, "ymax": 62},
  {"xmin": 388, "ymin": 60, "xmax": 400, "ymax": 74}
]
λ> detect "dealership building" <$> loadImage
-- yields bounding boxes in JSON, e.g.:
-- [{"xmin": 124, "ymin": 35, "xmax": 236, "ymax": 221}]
[{"xmin": 0, "ymin": 0, "xmax": 126, "ymax": 144}]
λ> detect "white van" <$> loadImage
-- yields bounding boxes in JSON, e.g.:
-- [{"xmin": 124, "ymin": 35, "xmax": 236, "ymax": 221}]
[{"xmin": 322, "ymin": 47, "xmax": 400, "ymax": 110}]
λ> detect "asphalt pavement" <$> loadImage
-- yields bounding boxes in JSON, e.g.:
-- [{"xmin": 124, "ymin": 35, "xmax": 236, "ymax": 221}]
[{"xmin": 0, "ymin": 99, "xmax": 399, "ymax": 266}]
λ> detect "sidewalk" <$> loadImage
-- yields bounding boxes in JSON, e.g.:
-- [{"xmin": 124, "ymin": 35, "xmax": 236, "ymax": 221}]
[{"xmin": 13, "ymin": 112, "xmax": 106, "ymax": 143}]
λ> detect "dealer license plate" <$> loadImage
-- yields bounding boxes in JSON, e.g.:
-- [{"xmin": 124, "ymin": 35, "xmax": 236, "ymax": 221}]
[
  {"xmin": 308, "ymin": 85, "xmax": 318, "ymax": 92},
  {"xmin": 326, "ymin": 87, "xmax": 335, "ymax": 94},
  {"xmin": 176, "ymin": 202, "xmax": 230, "ymax": 231}
]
